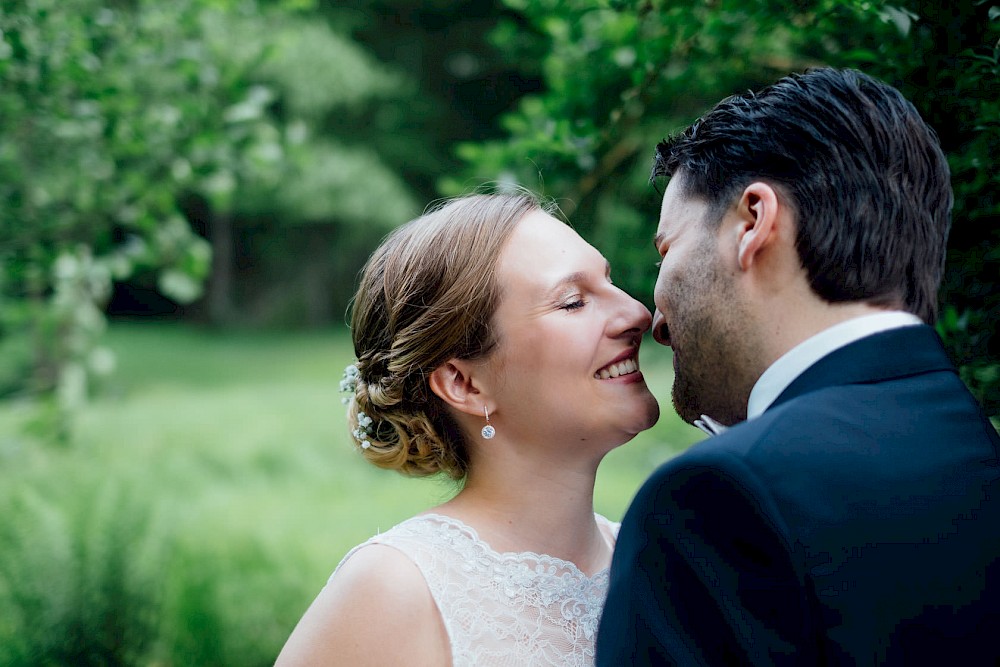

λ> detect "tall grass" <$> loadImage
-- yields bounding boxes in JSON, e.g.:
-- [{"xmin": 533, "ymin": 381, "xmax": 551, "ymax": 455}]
[
  {"xmin": 0, "ymin": 323, "xmax": 701, "ymax": 665},
  {"xmin": 0, "ymin": 480, "xmax": 164, "ymax": 665}
]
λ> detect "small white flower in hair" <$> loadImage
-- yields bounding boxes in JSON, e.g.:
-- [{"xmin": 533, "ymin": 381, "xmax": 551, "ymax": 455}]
[
  {"xmin": 353, "ymin": 411, "xmax": 375, "ymax": 451},
  {"xmin": 340, "ymin": 363, "xmax": 360, "ymax": 394}
]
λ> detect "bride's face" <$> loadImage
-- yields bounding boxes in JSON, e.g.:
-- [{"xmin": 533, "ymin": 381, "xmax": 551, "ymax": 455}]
[{"xmin": 482, "ymin": 210, "xmax": 660, "ymax": 458}]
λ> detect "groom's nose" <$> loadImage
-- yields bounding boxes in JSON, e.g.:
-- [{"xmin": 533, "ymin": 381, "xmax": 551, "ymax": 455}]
[{"xmin": 652, "ymin": 310, "xmax": 670, "ymax": 346}]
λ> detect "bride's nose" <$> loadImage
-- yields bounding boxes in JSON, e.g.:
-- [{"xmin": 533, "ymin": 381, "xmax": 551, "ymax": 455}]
[{"xmin": 611, "ymin": 291, "xmax": 652, "ymax": 337}]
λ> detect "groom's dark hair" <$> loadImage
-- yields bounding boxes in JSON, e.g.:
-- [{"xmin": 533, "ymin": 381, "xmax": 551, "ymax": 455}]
[{"xmin": 653, "ymin": 67, "xmax": 953, "ymax": 324}]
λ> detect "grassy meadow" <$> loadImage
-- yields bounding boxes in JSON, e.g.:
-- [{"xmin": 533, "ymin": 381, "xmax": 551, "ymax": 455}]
[{"xmin": 0, "ymin": 323, "xmax": 702, "ymax": 666}]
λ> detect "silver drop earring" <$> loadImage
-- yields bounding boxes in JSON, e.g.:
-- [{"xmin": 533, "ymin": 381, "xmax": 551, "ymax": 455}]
[{"xmin": 481, "ymin": 406, "xmax": 496, "ymax": 439}]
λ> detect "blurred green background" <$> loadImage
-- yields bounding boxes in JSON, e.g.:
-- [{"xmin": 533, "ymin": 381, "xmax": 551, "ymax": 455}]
[
  {"xmin": 0, "ymin": 324, "xmax": 699, "ymax": 665},
  {"xmin": 1, "ymin": 0, "xmax": 997, "ymax": 664}
]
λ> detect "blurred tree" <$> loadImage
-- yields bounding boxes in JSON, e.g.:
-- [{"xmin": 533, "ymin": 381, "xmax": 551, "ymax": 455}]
[
  {"xmin": 0, "ymin": 0, "xmax": 417, "ymax": 434},
  {"xmin": 452, "ymin": 0, "xmax": 999, "ymax": 418},
  {"xmin": 110, "ymin": 0, "xmax": 545, "ymax": 329},
  {"xmin": 324, "ymin": 0, "xmax": 547, "ymax": 200},
  {"xmin": 876, "ymin": 1, "xmax": 1000, "ymax": 419}
]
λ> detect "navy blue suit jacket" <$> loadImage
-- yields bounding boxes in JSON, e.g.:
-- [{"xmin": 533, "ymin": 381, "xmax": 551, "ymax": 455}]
[{"xmin": 597, "ymin": 325, "xmax": 1000, "ymax": 665}]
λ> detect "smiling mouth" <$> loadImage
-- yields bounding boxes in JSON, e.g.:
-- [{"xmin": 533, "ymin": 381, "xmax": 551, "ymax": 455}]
[{"xmin": 594, "ymin": 356, "xmax": 639, "ymax": 380}]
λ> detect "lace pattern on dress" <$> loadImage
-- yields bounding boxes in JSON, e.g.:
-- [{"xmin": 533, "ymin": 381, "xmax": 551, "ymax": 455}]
[{"xmin": 334, "ymin": 513, "xmax": 619, "ymax": 667}]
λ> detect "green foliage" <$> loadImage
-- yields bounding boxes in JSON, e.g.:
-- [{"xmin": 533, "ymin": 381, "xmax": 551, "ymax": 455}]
[
  {"xmin": 0, "ymin": 0, "xmax": 418, "ymax": 435},
  {"xmin": 0, "ymin": 483, "xmax": 165, "ymax": 666},
  {"xmin": 327, "ymin": 0, "xmax": 547, "ymax": 200},
  {"xmin": 0, "ymin": 323, "xmax": 702, "ymax": 664},
  {"xmin": 158, "ymin": 537, "xmax": 309, "ymax": 666},
  {"xmin": 454, "ymin": 0, "xmax": 1000, "ymax": 416},
  {"xmin": 903, "ymin": 3, "xmax": 1000, "ymax": 417},
  {"xmin": 448, "ymin": 0, "xmax": 901, "ymax": 303}
]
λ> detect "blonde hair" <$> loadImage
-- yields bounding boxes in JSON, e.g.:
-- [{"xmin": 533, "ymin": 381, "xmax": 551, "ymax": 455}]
[{"xmin": 346, "ymin": 193, "xmax": 542, "ymax": 479}]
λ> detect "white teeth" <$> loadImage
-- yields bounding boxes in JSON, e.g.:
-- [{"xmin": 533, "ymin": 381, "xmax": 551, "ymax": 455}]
[{"xmin": 594, "ymin": 357, "xmax": 638, "ymax": 379}]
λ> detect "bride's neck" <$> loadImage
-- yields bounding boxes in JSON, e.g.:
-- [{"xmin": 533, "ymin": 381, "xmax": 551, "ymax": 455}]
[{"xmin": 435, "ymin": 453, "xmax": 610, "ymax": 575}]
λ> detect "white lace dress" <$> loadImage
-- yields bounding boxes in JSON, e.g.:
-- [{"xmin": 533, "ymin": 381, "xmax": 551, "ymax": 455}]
[{"xmin": 333, "ymin": 513, "xmax": 619, "ymax": 667}]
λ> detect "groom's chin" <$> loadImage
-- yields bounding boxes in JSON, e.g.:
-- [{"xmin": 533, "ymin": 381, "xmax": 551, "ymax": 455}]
[{"xmin": 671, "ymin": 384, "xmax": 703, "ymax": 426}]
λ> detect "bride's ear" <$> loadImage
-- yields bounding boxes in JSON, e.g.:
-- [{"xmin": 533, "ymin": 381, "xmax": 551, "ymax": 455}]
[{"xmin": 429, "ymin": 360, "xmax": 487, "ymax": 417}]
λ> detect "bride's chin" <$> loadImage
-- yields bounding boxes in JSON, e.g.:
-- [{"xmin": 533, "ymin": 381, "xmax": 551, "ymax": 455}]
[
  {"xmin": 613, "ymin": 411, "xmax": 661, "ymax": 448},
  {"xmin": 633, "ymin": 397, "xmax": 661, "ymax": 432}
]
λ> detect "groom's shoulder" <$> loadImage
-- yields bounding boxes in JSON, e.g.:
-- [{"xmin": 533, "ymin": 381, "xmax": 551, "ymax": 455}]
[
  {"xmin": 638, "ymin": 422, "xmax": 767, "ymax": 495},
  {"xmin": 643, "ymin": 390, "xmax": 864, "ymax": 486},
  {"xmin": 642, "ymin": 373, "xmax": 993, "ymax": 498}
]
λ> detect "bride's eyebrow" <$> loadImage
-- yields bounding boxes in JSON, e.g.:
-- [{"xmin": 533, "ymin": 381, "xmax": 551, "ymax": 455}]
[
  {"xmin": 544, "ymin": 272, "xmax": 587, "ymax": 299},
  {"xmin": 544, "ymin": 260, "xmax": 610, "ymax": 298}
]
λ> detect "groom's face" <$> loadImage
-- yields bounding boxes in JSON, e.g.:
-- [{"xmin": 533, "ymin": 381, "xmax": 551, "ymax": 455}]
[{"xmin": 652, "ymin": 175, "xmax": 755, "ymax": 426}]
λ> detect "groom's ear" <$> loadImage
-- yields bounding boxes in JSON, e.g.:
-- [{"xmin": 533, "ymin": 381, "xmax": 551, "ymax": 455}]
[
  {"xmin": 428, "ymin": 359, "xmax": 487, "ymax": 417},
  {"xmin": 734, "ymin": 181, "xmax": 783, "ymax": 272}
]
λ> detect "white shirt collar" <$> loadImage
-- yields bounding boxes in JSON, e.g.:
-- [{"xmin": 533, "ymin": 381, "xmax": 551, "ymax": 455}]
[{"xmin": 745, "ymin": 311, "xmax": 923, "ymax": 420}]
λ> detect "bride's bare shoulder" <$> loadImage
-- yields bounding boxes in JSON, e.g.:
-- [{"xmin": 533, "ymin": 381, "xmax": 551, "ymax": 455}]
[{"xmin": 275, "ymin": 543, "xmax": 449, "ymax": 666}]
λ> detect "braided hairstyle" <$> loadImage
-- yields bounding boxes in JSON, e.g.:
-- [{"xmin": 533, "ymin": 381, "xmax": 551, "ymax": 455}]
[{"xmin": 345, "ymin": 193, "xmax": 541, "ymax": 479}]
